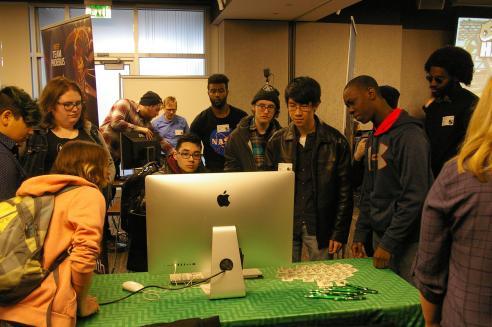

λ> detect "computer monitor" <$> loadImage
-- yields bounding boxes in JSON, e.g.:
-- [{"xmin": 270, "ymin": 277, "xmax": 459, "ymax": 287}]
[
  {"xmin": 145, "ymin": 171, "xmax": 294, "ymax": 275},
  {"xmin": 120, "ymin": 131, "xmax": 161, "ymax": 170}
]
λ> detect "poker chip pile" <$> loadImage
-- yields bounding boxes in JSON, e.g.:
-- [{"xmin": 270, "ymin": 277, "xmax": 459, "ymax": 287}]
[{"xmin": 276, "ymin": 263, "xmax": 358, "ymax": 287}]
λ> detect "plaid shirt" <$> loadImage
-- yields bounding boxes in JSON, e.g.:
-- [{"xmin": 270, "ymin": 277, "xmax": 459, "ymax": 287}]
[
  {"xmin": 100, "ymin": 99, "xmax": 153, "ymax": 160},
  {"xmin": 249, "ymin": 118, "xmax": 269, "ymax": 169},
  {"xmin": 413, "ymin": 159, "xmax": 492, "ymax": 327}
]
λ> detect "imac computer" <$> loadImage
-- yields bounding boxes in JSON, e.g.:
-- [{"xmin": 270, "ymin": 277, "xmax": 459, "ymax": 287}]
[
  {"xmin": 145, "ymin": 171, "xmax": 294, "ymax": 275},
  {"xmin": 120, "ymin": 131, "xmax": 161, "ymax": 170}
]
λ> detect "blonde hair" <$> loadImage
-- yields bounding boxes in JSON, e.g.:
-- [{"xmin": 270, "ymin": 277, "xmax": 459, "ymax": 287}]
[
  {"xmin": 164, "ymin": 96, "xmax": 177, "ymax": 108},
  {"xmin": 457, "ymin": 78, "xmax": 492, "ymax": 182},
  {"xmin": 51, "ymin": 140, "xmax": 109, "ymax": 188}
]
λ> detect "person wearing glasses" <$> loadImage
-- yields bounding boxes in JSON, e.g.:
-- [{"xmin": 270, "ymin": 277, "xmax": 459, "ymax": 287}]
[
  {"xmin": 266, "ymin": 76, "xmax": 353, "ymax": 262},
  {"xmin": 151, "ymin": 96, "xmax": 189, "ymax": 156},
  {"xmin": 159, "ymin": 133, "xmax": 206, "ymax": 174},
  {"xmin": 22, "ymin": 76, "xmax": 115, "ymax": 183},
  {"xmin": 190, "ymin": 74, "xmax": 247, "ymax": 172},
  {"xmin": 345, "ymin": 75, "xmax": 433, "ymax": 284},
  {"xmin": 0, "ymin": 86, "xmax": 41, "ymax": 201},
  {"xmin": 423, "ymin": 46, "xmax": 479, "ymax": 177},
  {"xmin": 224, "ymin": 84, "xmax": 282, "ymax": 172},
  {"xmin": 100, "ymin": 90, "xmax": 162, "ymax": 177}
]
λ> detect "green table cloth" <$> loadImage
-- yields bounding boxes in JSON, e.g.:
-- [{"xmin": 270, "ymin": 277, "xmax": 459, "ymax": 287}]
[{"xmin": 78, "ymin": 258, "xmax": 423, "ymax": 326}]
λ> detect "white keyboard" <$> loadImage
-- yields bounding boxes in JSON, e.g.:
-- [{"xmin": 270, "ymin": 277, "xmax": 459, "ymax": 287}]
[{"xmin": 169, "ymin": 268, "xmax": 263, "ymax": 284}]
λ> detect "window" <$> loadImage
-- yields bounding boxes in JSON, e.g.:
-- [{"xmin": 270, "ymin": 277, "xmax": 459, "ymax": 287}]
[
  {"xmin": 70, "ymin": 8, "xmax": 134, "ymax": 53},
  {"xmin": 32, "ymin": 5, "xmax": 206, "ymax": 124},
  {"xmin": 138, "ymin": 9, "xmax": 204, "ymax": 54},
  {"xmin": 139, "ymin": 58, "xmax": 204, "ymax": 75},
  {"xmin": 95, "ymin": 64, "xmax": 130, "ymax": 122}
]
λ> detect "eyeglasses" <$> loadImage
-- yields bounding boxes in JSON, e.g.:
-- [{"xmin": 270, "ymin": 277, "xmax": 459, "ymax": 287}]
[
  {"xmin": 255, "ymin": 103, "xmax": 276, "ymax": 113},
  {"xmin": 57, "ymin": 101, "xmax": 84, "ymax": 111},
  {"xmin": 178, "ymin": 151, "xmax": 202, "ymax": 160},
  {"xmin": 287, "ymin": 103, "xmax": 312, "ymax": 112},
  {"xmin": 425, "ymin": 75, "xmax": 446, "ymax": 84}
]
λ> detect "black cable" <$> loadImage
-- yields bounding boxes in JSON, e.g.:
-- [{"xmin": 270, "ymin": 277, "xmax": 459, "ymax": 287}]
[{"xmin": 99, "ymin": 270, "xmax": 226, "ymax": 305}]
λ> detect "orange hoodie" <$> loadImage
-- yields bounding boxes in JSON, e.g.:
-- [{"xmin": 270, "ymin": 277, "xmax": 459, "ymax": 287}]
[{"xmin": 0, "ymin": 175, "xmax": 106, "ymax": 327}]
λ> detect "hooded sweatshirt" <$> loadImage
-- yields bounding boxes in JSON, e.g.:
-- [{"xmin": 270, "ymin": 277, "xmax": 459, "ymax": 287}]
[
  {"xmin": 353, "ymin": 109, "xmax": 433, "ymax": 255},
  {"xmin": 0, "ymin": 175, "xmax": 106, "ymax": 327}
]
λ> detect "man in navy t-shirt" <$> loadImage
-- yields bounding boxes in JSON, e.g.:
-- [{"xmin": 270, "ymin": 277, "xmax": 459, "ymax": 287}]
[{"xmin": 190, "ymin": 74, "xmax": 247, "ymax": 172}]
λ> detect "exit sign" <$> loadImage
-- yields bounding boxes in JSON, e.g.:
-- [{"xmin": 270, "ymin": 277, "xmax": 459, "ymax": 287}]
[{"xmin": 85, "ymin": 5, "xmax": 111, "ymax": 18}]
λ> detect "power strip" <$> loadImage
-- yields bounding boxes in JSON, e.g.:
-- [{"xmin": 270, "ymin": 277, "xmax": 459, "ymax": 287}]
[{"xmin": 169, "ymin": 268, "xmax": 263, "ymax": 284}]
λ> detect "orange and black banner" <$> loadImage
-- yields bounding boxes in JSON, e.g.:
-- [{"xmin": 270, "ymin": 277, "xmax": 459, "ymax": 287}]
[{"xmin": 41, "ymin": 14, "xmax": 99, "ymax": 125}]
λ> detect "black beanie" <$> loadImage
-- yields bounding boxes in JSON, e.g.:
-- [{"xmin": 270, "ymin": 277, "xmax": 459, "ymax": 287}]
[
  {"xmin": 139, "ymin": 91, "xmax": 162, "ymax": 106},
  {"xmin": 251, "ymin": 85, "xmax": 280, "ymax": 113}
]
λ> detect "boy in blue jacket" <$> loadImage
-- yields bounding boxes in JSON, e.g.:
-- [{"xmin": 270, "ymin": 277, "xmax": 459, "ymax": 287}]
[{"xmin": 344, "ymin": 75, "xmax": 433, "ymax": 283}]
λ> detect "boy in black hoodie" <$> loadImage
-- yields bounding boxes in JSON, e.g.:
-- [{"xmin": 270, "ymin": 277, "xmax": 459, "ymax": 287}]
[{"xmin": 344, "ymin": 75, "xmax": 433, "ymax": 284}]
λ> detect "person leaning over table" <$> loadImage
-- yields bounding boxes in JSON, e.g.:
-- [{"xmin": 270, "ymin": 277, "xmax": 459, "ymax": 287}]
[
  {"xmin": 100, "ymin": 90, "xmax": 162, "ymax": 177},
  {"xmin": 0, "ymin": 141, "xmax": 109, "ymax": 326},
  {"xmin": 413, "ymin": 77, "xmax": 492, "ymax": 327},
  {"xmin": 344, "ymin": 75, "xmax": 433, "ymax": 284}
]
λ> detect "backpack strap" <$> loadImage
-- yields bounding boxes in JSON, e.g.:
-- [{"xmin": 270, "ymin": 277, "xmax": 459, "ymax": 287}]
[{"xmin": 44, "ymin": 185, "xmax": 80, "ymax": 327}]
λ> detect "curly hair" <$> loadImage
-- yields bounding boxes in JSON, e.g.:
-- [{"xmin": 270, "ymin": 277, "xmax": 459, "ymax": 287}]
[
  {"xmin": 424, "ymin": 46, "xmax": 474, "ymax": 85},
  {"xmin": 0, "ymin": 86, "xmax": 41, "ymax": 127},
  {"xmin": 208, "ymin": 74, "xmax": 229, "ymax": 89}
]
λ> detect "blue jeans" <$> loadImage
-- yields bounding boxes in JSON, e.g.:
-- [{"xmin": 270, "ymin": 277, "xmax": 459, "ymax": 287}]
[{"xmin": 292, "ymin": 224, "xmax": 330, "ymax": 262}]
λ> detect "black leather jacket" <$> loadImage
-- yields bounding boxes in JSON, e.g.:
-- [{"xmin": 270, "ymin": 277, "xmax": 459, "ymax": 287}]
[{"xmin": 265, "ymin": 116, "xmax": 353, "ymax": 247}]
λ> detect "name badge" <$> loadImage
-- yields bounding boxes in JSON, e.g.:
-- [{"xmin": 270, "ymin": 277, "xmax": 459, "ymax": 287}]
[
  {"xmin": 217, "ymin": 124, "xmax": 230, "ymax": 133},
  {"xmin": 278, "ymin": 163, "xmax": 293, "ymax": 172},
  {"xmin": 175, "ymin": 129, "xmax": 184, "ymax": 136},
  {"xmin": 442, "ymin": 116, "xmax": 454, "ymax": 126}
]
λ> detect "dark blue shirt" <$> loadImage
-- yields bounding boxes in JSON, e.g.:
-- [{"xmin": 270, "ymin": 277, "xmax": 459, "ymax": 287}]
[
  {"xmin": 294, "ymin": 131, "xmax": 317, "ymax": 235},
  {"xmin": 0, "ymin": 132, "xmax": 25, "ymax": 200}
]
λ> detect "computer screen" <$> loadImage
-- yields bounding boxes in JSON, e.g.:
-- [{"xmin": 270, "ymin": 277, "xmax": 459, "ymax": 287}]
[
  {"xmin": 455, "ymin": 17, "xmax": 492, "ymax": 96},
  {"xmin": 145, "ymin": 171, "xmax": 294, "ymax": 275},
  {"xmin": 120, "ymin": 131, "xmax": 161, "ymax": 170}
]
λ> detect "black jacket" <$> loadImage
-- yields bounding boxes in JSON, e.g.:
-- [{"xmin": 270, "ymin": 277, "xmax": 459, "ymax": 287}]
[
  {"xmin": 354, "ymin": 111, "xmax": 434, "ymax": 254},
  {"xmin": 21, "ymin": 121, "xmax": 115, "ymax": 179},
  {"xmin": 224, "ymin": 115, "xmax": 281, "ymax": 172},
  {"xmin": 265, "ymin": 116, "xmax": 353, "ymax": 247},
  {"xmin": 424, "ymin": 84, "xmax": 478, "ymax": 177}
]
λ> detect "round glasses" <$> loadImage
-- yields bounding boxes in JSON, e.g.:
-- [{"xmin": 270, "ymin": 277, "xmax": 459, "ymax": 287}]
[
  {"xmin": 255, "ymin": 103, "xmax": 276, "ymax": 113},
  {"xmin": 57, "ymin": 101, "xmax": 84, "ymax": 111},
  {"xmin": 178, "ymin": 152, "xmax": 202, "ymax": 160}
]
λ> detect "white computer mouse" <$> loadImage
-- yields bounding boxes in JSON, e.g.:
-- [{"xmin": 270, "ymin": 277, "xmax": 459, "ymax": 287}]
[{"xmin": 122, "ymin": 281, "xmax": 144, "ymax": 292}]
